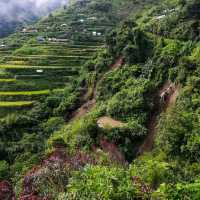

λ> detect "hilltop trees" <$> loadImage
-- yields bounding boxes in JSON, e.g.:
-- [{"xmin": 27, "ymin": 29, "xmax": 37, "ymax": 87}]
[
  {"xmin": 183, "ymin": 0, "xmax": 200, "ymax": 19},
  {"xmin": 106, "ymin": 21, "xmax": 153, "ymax": 63}
]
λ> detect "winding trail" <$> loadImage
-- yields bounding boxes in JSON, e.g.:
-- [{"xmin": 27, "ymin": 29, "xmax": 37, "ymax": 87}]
[
  {"xmin": 138, "ymin": 82, "xmax": 180, "ymax": 155},
  {"xmin": 97, "ymin": 116, "xmax": 126, "ymax": 129},
  {"xmin": 69, "ymin": 57, "xmax": 123, "ymax": 121}
]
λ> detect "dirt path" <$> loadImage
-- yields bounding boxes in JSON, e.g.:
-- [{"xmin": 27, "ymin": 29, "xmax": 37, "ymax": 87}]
[
  {"xmin": 110, "ymin": 57, "xmax": 123, "ymax": 70},
  {"xmin": 97, "ymin": 116, "xmax": 126, "ymax": 129},
  {"xmin": 70, "ymin": 99, "xmax": 96, "ymax": 121},
  {"xmin": 69, "ymin": 57, "xmax": 123, "ymax": 122},
  {"xmin": 138, "ymin": 82, "xmax": 180, "ymax": 155}
]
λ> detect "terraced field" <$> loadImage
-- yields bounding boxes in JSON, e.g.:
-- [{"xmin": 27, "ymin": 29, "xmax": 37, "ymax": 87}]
[{"xmin": 0, "ymin": 2, "xmax": 115, "ymax": 116}]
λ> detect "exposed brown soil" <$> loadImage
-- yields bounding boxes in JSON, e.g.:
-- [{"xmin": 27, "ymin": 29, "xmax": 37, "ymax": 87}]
[
  {"xmin": 19, "ymin": 142, "xmax": 127, "ymax": 199},
  {"xmin": 110, "ymin": 57, "xmax": 124, "ymax": 70},
  {"xmin": 70, "ymin": 57, "xmax": 123, "ymax": 122},
  {"xmin": 97, "ymin": 116, "xmax": 126, "ymax": 129},
  {"xmin": 19, "ymin": 148, "xmax": 96, "ymax": 200},
  {"xmin": 18, "ymin": 80, "xmax": 179, "ymax": 199},
  {"xmin": 17, "ymin": 57, "xmax": 125, "ymax": 199},
  {"xmin": 0, "ymin": 181, "xmax": 16, "ymax": 200},
  {"xmin": 138, "ymin": 82, "xmax": 180, "ymax": 154},
  {"xmin": 70, "ymin": 99, "xmax": 96, "ymax": 121},
  {"xmin": 100, "ymin": 138, "xmax": 126, "ymax": 165}
]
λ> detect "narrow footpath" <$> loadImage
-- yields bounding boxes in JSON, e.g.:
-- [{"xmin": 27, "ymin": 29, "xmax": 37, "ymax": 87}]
[
  {"xmin": 70, "ymin": 57, "xmax": 123, "ymax": 121},
  {"xmin": 138, "ymin": 82, "xmax": 180, "ymax": 155}
]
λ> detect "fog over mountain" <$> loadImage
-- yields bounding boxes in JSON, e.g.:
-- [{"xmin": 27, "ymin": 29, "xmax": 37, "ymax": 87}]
[{"xmin": 0, "ymin": 0, "xmax": 68, "ymax": 37}]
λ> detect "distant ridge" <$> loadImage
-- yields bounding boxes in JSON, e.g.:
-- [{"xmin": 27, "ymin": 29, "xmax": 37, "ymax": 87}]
[{"xmin": 0, "ymin": 0, "xmax": 68, "ymax": 38}]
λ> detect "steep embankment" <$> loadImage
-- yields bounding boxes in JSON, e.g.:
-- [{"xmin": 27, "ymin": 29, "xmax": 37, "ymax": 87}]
[
  {"xmin": 18, "ymin": 57, "xmax": 124, "ymax": 200},
  {"xmin": 138, "ymin": 82, "xmax": 180, "ymax": 154},
  {"xmin": 70, "ymin": 57, "xmax": 123, "ymax": 121}
]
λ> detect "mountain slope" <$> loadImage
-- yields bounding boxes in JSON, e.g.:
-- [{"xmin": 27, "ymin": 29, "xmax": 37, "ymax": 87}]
[{"xmin": 0, "ymin": 0, "xmax": 199, "ymax": 199}]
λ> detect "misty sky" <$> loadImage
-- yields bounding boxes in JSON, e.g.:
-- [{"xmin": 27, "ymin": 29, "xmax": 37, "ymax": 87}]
[{"xmin": 0, "ymin": 0, "xmax": 68, "ymax": 22}]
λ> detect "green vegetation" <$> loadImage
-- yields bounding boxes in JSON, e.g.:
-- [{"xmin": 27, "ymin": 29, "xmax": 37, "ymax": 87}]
[
  {"xmin": 0, "ymin": 101, "xmax": 33, "ymax": 107},
  {"xmin": 0, "ymin": 0, "xmax": 199, "ymax": 199},
  {"xmin": 0, "ymin": 79, "xmax": 16, "ymax": 82}
]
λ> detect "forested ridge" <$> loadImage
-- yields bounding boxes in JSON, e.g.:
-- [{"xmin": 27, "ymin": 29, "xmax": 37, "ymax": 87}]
[{"xmin": 0, "ymin": 0, "xmax": 199, "ymax": 199}]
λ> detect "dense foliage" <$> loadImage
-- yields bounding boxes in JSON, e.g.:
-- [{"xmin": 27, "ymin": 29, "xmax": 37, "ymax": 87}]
[{"xmin": 0, "ymin": 0, "xmax": 199, "ymax": 199}]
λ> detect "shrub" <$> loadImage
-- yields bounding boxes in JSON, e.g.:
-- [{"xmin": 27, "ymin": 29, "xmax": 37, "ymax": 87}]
[
  {"xmin": 58, "ymin": 165, "xmax": 138, "ymax": 200},
  {"xmin": 153, "ymin": 180, "xmax": 200, "ymax": 200},
  {"xmin": 0, "ymin": 160, "xmax": 9, "ymax": 180},
  {"xmin": 130, "ymin": 154, "xmax": 170, "ymax": 188}
]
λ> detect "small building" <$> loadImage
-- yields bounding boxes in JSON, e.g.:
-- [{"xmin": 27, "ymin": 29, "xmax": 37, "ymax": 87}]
[
  {"xmin": 22, "ymin": 28, "xmax": 27, "ymax": 32},
  {"xmin": 163, "ymin": 8, "xmax": 176, "ymax": 14},
  {"xmin": 155, "ymin": 15, "xmax": 166, "ymax": 20},
  {"xmin": 61, "ymin": 23, "xmax": 67, "ymax": 27},
  {"xmin": 79, "ymin": 19, "xmax": 85, "ymax": 23},
  {"xmin": 36, "ymin": 69, "xmax": 43, "ymax": 73},
  {"xmin": 92, "ymin": 31, "xmax": 97, "ymax": 36},
  {"xmin": 97, "ymin": 32, "xmax": 102, "ymax": 36},
  {"xmin": 48, "ymin": 38, "xmax": 56, "ymax": 42},
  {"xmin": 87, "ymin": 16, "xmax": 97, "ymax": 21},
  {"xmin": 0, "ymin": 44, "xmax": 6, "ymax": 48},
  {"xmin": 22, "ymin": 28, "xmax": 38, "ymax": 33},
  {"xmin": 37, "ymin": 36, "xmax": 45, "ymax": 43},
  {"xmin": 48, "ymin": 38, "xmax": 68, "ymax": 42}
]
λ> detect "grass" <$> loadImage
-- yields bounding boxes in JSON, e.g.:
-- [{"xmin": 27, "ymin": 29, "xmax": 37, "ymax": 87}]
[
  {"xmin": 0, "ymin": 88, "xmax": 64, "ymax": 96},
  {"xmin": 4, "ymin": 55, "xmax": 92, "ymax": 59},
  {"xmin": 29, "ymin": 44, "xmax": 104, "ymax": 49},
  {"xmin": 0, "ymin": 79, "xmax": 16, "ymax": 82},
  {"xmin": 0, "ymin": 101, "xmax": 33, "ymax": 107},
  {"xmin": 0, "ymin": 65, "xmax": 77, "ymax": 69}
]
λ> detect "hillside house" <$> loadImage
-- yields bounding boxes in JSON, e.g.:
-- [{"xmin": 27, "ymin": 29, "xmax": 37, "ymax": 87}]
[
  {"xmin": 92, "ymin": 31, "xmax": 97, "ymax": 36},
  {"xmin": 155, "ymin": 15, "xmax": 166, "ymax": 20},
  {"xmin": 37, "ymin": 36, "xmax": 45, "ymax": 43},
  {"xmin": 87, "ymin": 16, "xmax": 97, "ymax": 21},
  {"xmin": 48, "ymin": 38, "xmax": 68, "ymax": 42},
  {"xmin": 61, "ymin": 23, "xmax": 67, "ymax": 27},
  {"xmin": 0, "ymin": 44, "xmax": 6, "ymax": 48},
  {"xmin": 22, "ymin": 28, "xmax": 38, "ymax": 33},
  {"xmin": 36, "ymin": 69, "xmax": 44, "ymax": 73}
]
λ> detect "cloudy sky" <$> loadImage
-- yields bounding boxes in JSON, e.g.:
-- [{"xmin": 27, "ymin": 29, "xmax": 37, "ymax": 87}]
[{"xmin": 0, "ymin": 0, "xmax": 68, "ymax": 21}]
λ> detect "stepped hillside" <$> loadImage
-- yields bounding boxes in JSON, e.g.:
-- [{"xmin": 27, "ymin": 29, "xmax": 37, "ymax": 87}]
[
  {"xmin": 0, "ymin": 0, "xmax": 158, "ymax": 117},
  {"xmin": 0, "ymin": 1, "xmax": 111, "ymax": 117},
  {"xmin": 0, "ymin": 0, "xmax": 200, "ymax": 199}
]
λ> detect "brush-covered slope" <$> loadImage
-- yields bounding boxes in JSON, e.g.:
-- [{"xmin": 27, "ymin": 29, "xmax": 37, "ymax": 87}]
[
  {"xmin": 0, "ymin": 0, "xmax": 200, "ymax": 199},
  {"xmin": 0, "ymin": 0, "xmax": 117, "ymax": 117},
  {"xmin": 0, "ymin": 0, "xmax": 160, "ymax": 198},
  {"xmin": 0, "ymin": 0, "xmax": 159, "ymax": 116}
]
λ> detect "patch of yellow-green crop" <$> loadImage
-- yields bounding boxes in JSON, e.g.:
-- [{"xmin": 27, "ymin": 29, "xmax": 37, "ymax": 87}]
[
  {"xmin": 0, "ymin": 88, "xmax": 64, "ymax": 96},
  {"xmin": 0, "ymin": 79, "xmax": 16, "ymax": 82},
  {"xmin": 0, "ymin": 101, "xmax": 33, "ymax": 107},
  {"xmin": 0, "ymin": 65, "xmax": 69, "ymax": 69}
]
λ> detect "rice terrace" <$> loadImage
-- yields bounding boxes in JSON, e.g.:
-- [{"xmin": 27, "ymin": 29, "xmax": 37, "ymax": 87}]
[{"xmin": 0, "ymin": 0, "xmax": 199, "ymax": 199}]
